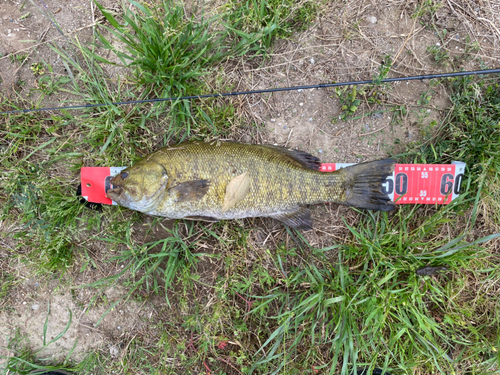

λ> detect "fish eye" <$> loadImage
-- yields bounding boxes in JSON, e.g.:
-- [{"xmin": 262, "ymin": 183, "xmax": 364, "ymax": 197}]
[{"xmin": 121, "ymin": 171, "xmax": 129, "ymax": 179}]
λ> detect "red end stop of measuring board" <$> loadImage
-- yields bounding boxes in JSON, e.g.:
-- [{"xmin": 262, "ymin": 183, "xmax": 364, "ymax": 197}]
[
  {"xmin": 81, "ymin": 162, "xmax": 466, "ymax": 205},
  {"xmin": 81, "ymin": 167, "xmax": 126, "ymax": 205}
]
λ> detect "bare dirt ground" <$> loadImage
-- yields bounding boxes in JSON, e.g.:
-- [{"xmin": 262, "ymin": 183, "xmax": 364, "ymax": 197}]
[{"xmin": 1, "ymin": 0, "xmax": 500, "ymax": 371}]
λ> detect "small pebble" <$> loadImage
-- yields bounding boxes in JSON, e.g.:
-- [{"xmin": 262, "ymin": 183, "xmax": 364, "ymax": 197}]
[
  {"xmin": 436, "ymin": 42, "xmax": 441, "ymax": 46},
  {"xmin": 271, "ymin": 119, "xmax": 276, "ymax": 122},
  {"xmin": 309, "ymin": 58, "xmax": 315, "ymax": 64},
  {"xmin": 109, "ymin": 345, "xmax": 120, "ymax": 356},
  {"xmin": 298, "ymin": 89, "xmax": 303, "ymax": 92},
  {"xmin": 308, "ymin": 118, "xmax": 313, "ymax": 122},
  {"xmin": 283, "ymin": 126, "xmax": 287, "ymax": 130},
  {"xmin": 299, "ymin": 102, "xmax": 304, "ymax": 106},
  {"xmin": 366, "ymin": 16, "xmax": 377, "ymax": 24},
  {"xmin": 318, "ymin": 149, "xmax": 323, "ymax": 153},
  {"xmin": 32, "ymin": 304, "xmax": 39, "ymax": 310}
]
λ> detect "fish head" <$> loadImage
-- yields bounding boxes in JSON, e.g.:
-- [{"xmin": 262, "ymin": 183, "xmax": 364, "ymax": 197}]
[{"xmin": 106, "ymin": 162, "xmax": 169, "ymax": 212}]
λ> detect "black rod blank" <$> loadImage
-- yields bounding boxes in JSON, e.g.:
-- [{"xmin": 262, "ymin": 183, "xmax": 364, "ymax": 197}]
[{"xmin": 1, "ymin": 68, "xmax": 499, "ymax": 115}]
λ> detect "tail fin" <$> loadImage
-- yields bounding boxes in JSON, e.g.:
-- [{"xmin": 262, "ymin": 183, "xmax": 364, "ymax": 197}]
[{"xmin": 340, "ymin": 159, "xmax": 395, "ymax": 211}]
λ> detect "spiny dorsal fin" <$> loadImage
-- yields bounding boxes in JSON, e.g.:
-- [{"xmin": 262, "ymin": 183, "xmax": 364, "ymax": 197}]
[{"xmin": 256, "ymin": 145, "xmax": 321, "ymax": 171}]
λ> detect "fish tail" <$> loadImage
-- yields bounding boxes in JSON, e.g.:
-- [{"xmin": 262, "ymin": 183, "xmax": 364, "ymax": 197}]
[{"xmin": 337, "ymin": 159, "xmax": 395, "ymax": 211}]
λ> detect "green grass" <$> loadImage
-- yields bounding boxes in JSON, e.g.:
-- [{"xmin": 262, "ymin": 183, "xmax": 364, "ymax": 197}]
[
  {"xmin": 79, "ymin": 220, "xmax": 215, "ymax": 315},
  {"xmin": 86, "ymin": 0, "xmax": 279, "ymax": 141},
  {"xmin": 224, "ymin": 0, "xmax": 320, "ymax": 54},
  {"xmin": 247, "ymin": 204, "xmax": 499, "ymax": 374}
]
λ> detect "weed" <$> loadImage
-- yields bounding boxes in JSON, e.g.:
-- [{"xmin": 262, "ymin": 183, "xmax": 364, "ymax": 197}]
[
  {"xmin": 427, "ymin": 45, "xmax": 449, "ymax": 65},
  {"xmin": 34, "ymin": 75, "xmax": 72, "ymax": 96},
  {"xmin": 225, "ymin": 0, "xmax": 319, "ymax": 53},
  {"xmin": 334, "ymin": 56, "xmax": 392, "ymax": 121},
  {"xmin": 0, "ymin": 270, "xmax": 17, "ymax": 303},
  {"xmin": 335, "ymin": 85, "xmax": 362, "ymax": 120},
  {"xmin": 30, "ymin": 62, "xmax": 45, "ymax": 76},
  {"xmin": 9, "ymin": 53, "xmax": 28, "ymax": 64},
  {"xmin": 413, "ymin": 0, "xmax": 443, "ymax": 20},
  {"xmin": 462, "ymin": 35, "xmax": 481, "ymax": 58}
]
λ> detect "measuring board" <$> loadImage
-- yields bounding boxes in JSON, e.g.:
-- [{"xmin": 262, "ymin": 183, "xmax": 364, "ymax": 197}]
[
  {"xmin": 81, "ymin": 162, "xmax": 465, "ymax": 205},
  {"xmin": 321, "ymin": 162, "xmax": 465, "ymax": 204}
]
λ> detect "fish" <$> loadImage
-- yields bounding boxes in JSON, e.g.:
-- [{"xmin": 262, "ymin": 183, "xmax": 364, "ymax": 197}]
[{"xmin": 106, "ymin": 141, "xmax": 395, "ymax": 230}]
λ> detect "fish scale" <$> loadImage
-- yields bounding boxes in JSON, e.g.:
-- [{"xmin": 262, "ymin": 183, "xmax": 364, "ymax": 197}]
[{"xmin": 149, "ymin": 142, "xmax": 342, "ymax": 218}]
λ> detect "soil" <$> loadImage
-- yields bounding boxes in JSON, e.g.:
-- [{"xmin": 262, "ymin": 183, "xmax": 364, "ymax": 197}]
[{"xmin": 1, "ymin": 0, "xmax": 499, "ymax": 370}]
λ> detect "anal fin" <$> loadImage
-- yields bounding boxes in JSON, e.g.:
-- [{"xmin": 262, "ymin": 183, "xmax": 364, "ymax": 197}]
[{"xmin": 269, "ymin": 207, "xmax": 312, "ymax": 230}]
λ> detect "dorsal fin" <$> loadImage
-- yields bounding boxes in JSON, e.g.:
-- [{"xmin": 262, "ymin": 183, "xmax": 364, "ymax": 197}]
[{"xmin": 257, "ymin": 145, "xmax": 321, "ymax": 171}]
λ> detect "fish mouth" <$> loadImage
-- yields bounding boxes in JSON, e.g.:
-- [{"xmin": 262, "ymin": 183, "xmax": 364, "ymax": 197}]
[{"xmin": 106, "ymin": 186, "xmax": 124, "ymax": 200}]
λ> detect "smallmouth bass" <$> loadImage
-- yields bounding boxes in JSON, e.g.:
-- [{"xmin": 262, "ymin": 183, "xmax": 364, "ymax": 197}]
[{"xmin": 106, "ymin": 142, "xmax": 395, "ymax": 230}]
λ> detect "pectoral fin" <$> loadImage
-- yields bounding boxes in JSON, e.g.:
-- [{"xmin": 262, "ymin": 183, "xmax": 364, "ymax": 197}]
[
  {"xmin": 269, "ymin": 207, "xmax": 313, "ymax": 230},
  {"xmin": 222, "ymin": 172, "xmax": 250, "ymax": 213},
  {"xmin": 170, "ymin": 180, "xmax": 210, "ymax": 202}
]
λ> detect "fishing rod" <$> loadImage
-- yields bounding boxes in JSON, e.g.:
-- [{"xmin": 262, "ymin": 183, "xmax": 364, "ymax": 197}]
[{"xmin": 1, "ymin": 68, "xmax": 499, "ymax": 115}]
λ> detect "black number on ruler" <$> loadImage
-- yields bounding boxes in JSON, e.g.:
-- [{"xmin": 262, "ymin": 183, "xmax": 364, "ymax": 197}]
[
  {"xmin": 454, "ymin": 173, "xmax": 463, "ymax": 194},
  {"xmin": 395, "ymin": 173, "xmax": 408, "ymax": 195},
  {"xmin": 440, "ymin": 173, "xmax": 454, "ymax": 195},
  {"xmin": 382, "ymin": 178, "xmax": 394, "ymax": 195}
]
